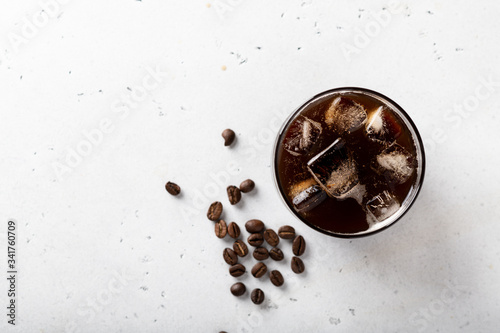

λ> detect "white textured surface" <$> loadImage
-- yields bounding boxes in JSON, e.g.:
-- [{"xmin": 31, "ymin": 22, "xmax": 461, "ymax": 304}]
[{"xmin": 1, "ymin": 1, "xmax": 500, "ymax": 332}]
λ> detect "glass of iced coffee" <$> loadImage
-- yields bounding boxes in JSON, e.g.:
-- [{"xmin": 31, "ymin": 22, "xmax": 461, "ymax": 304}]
[{"xmin": 273, "ymin": 88, "xmax": 425, "ymax": 237}]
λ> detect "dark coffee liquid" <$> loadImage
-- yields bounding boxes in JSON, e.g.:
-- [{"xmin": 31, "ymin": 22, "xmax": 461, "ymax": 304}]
[{"xmin": 276, "ymin": 92, "xmax": 418, "ymax": 234}]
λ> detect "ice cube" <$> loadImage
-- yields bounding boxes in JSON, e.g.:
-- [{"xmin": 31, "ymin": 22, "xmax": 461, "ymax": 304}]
[
  {"xmin": 373, "ymin": 143, "xmax": 415, "ymax": 185},
  {"xmin": 290, "ymin": 178, "xmax": 327, "ymax": 212},
  {"xmin": 344, "ymin": 183, "xmax": 366, "ymax": 205},
  {"xmin": 284, "ymin": 116, "xmax": 322, "ymax": 156},
  {"xmin": 365, "ymin": 106, "xmax": 402, "ymax": 144},
  {"xmin": 307, "ymin": 138, "xmax": 359, "ymax": 199},
  {"xmin": 325, "ymin": 96, "xmax": 367, "ymax": 133},
  {"xmin": 365, "ymin": 190, "xmax": 400, "ymax": 222}
]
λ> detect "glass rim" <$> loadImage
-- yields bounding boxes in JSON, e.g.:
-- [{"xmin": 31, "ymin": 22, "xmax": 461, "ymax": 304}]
[{"xmin": 272, "ymin": 87, "xmax": 426, "ymax": 238}]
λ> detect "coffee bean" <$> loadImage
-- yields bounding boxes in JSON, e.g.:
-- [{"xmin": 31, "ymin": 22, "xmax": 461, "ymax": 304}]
[
  {"xmin": 215, "ymin": 220, "xmax": 227, "ymax": 239},
  {"xmin": 165, "ymin": 181, "xmax": 180, "ymax": 196},
  {"xmin": 247, "ymin": 233, "xmax": 264, "ymax": 247},
  {"xmin": 253, "ymin": 247, "xmax": 269, "ymax": 261},
  {"xmin": 229, "ymin": 263, "xmax": 246, "ymax": 277},
  {"xmin": 264, "ymin": 229, "xmax": 279, "ymax": 247},
  {"xmin": 227, "ymin": 186, "xmax": 241, "ymax": 205},
  {"xmin": 291, "ymin": 257, "xmax": 305, "ymax": 274},
  {"xmin": 269, "ymin": 247, "xmax": 284, "ymax": 261},
  {"xmin": 230, "ymin": 282, "xmax": 246, "ymax": 296},
  {"xmin": 233, "ymin": 240, "xmax": 249, "ymax": 257},
  {"xmin": 251, "ymin": 262, "xmax": 267, "ymax": 278},
  {"xmin": 223, "ymin": 248, "xmax": 238, "ymax": 265},
  {"xmin": 292, "ymin": 235, "xmax": 306, "ymax": 256},
  {"xmin": 245, "ymin": 219, "xmax": 264, "ymax": 233},
  {"xmin": 251, "ymin": 288, "xmax": 265, "ymax": 305},
  {"xmin": 207, "ymin": 202, "xmax": 223, "ymax": 221},
  {"xmin": 227, "ymin": 222, "xmax": 241, "ymax": 239},
  {"xmin": 269, "ymin": 270, "xmax": 284, "ymax": 287},
  {"xmin": 239, "ymin": 179, "xmax": 255, "ymax": 193},
  {"xmin": 222, "ymin": 128, "xmax": 236, "ymax": 146},
  {"xmin": 278, "ymin": 225, "xmax": 295, "ymax": 239}
]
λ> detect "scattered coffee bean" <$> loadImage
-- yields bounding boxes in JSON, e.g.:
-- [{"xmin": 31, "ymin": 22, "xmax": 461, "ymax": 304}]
[
  {"xmin": 264, "ymin": 229, "xmax": 279, "ymax": 247},
  {"xmin": 207, "ymin": 202, "xmax": 223, "ymax": 221},
  {"xmin": 247, "ymin": 233, "xmax": 264, "ymax": 247},
  {"xmin": 230, "ymin": 282, "xmax": 246, "ymax": 296},
  {"xmin": 291, "ymin": 256, "xmax": 305, "ymax": 274},
  {"xmin": 292, "ymin": 235, "xmax": 306, "ymax": 256},
  {"xmin": 227, "ymin": 186, "xmax": 242, "ymax": 205},
  {"xmin": 253, "ymin": 247, "xmax": 269, "ymax": 261},
  {"xmin": 215, "ymin": 220, "xmax": 227, "ymax": 239},
  {"xmin": 222, "ymin": 128, "xmax": 236, "ymax": 146},
  {"xmin": 269, "ymin": 247, "xmax": 284, "ymax": 261},
  {"xmin": 229, "ymin": 263, "xmax": 246, "ymax": 277},
  {"xmin": 165, "ymin": 181, "xmax": 181, "ymax": 196},
  {"xmin": 278, "ymin": 225, "xmax": 295, "ymax": 239},
  {"xmin": 233, "ymin": 240, "xmax": 249, "ymax": 257},
  {"xmin": 245, "ymin": 219, "xmax": 265, "ymax": 233},
  {"xmin": 269, "ymin": 270, "xmax": 284, "ymax": 287},
  {"xmin": 239, "ymin": 179, "xmax": 255, "ymax": 193},
  {"xmin": 223, "ymin": 248, "xmax": 238, "ymax": 265},
  {"xmin": 251, "ymin": 288, "xmax": 265, "ymax": 305},
  {"xmin": 227, "ymin": 222, "xmax": 241, "ymax": 239},
  {"xmin": 251, "ymin": 262, "xmax": 267, "ymax": 278}
]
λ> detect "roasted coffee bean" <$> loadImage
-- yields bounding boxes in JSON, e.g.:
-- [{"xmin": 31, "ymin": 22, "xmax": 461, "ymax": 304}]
[
  {"xmin": 251, "ymin": 288, "xmax": 265, "ymax": 305},
  {"xmin": 222, "ymin": 128, "xmax": 236, "ymax": 146},
  {"xmin": 253, "ymin": 247, "xmax": 269, "ymax": 261},
  {"xmin": 230, "ymin": 282, "xmax": 246, "ymax": 296},
  {"xmin": 165, "ymin": 181, "xmax": 181, "ymax": 196},
  {"xmin": 278, "ymin": 225, "xmax": 295, "ymax": 239},
  {"xmin": 251, "ymin": 262, "xmax": 267, "ymax": 278},
  {"xmin": 291, "ymin": 256, "xmax": 305, "ymax": 274},
  {"xmin": 227, "ymin": 186, "xmax": 242, "ymax": 205},
  {"xmin": 215, "ymin": 220, "xmax": 227, "ymax": 239},
  {"xmin": 264, "ymin": 229, "xmax": 279, "ymax": 247},
  {"xmin": 245, "ymin": 219, "xmax": 264, "ymax": 233},
  {"xmin": 223, "ymin": 248, "xmax": 238, "ymax": 265},
  {"xmin": 207, "ymin": 201, "xmax": 223, "ymax": 221},
  {"xmin": 239, "ymin": 179, "xmax": 255, "ymax": 193},
  {"xmin": 229, "ymin": 263, "xmax": 246, "ymax": 277},
  {"xmin": 247, "ymin": 233, "xmax": 264, "ymax": 247},
  {"xmin": 227, "ymin": 222, "xmax": 241, "ymax": 239},
  {"xmin": 233, "ymin": 240, "xmax": 249, "ymax": 257},
  {"xmin": 269, "ymin": 247, "xmax": 284, "ymax": 261},
  {"xmin": 292, "ymin": 235, "xmax": 306, "ymax": 256},
  {"xmin": 269, "ymin": 270, "xmax": 284, "ymax": 287}
]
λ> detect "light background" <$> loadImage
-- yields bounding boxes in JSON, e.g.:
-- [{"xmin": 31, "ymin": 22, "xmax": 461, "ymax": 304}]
[{"xmin": 1, "ymin": 0, "xmax": 499, "ymax": 332}]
